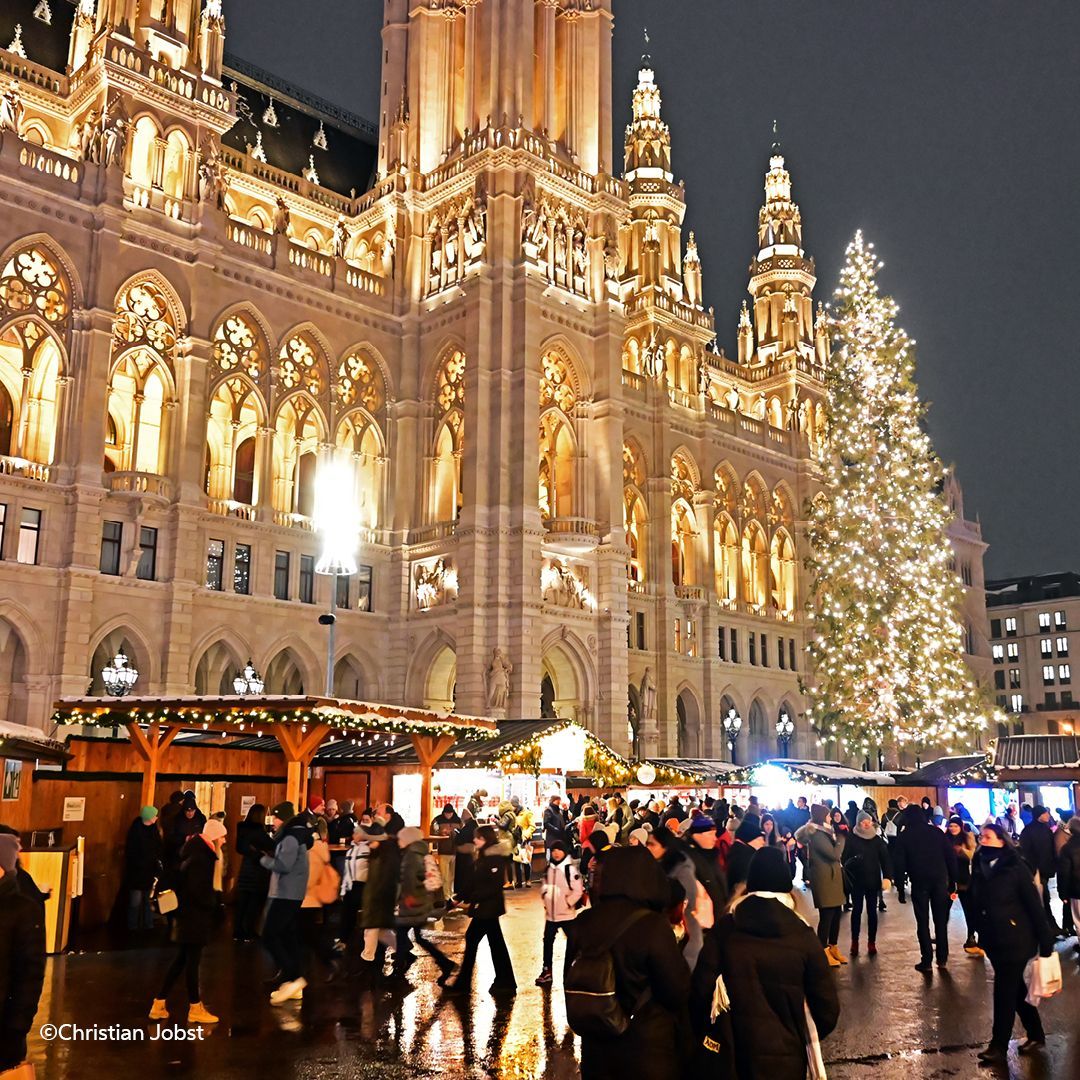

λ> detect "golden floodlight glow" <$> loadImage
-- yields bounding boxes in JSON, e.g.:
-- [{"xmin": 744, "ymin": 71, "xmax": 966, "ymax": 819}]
[{"xmin": 314, "ymin": 457, "xmax": 359, "ymax": 577}]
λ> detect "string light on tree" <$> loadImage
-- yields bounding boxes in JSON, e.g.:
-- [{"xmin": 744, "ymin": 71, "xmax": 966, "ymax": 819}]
[{"xmin": 804, "ymin": 231, "xmax": 1001, "ymax": 762}]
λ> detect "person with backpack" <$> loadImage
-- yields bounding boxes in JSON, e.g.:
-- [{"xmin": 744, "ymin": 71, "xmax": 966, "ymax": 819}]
[
  {"xmin": 842, "ymin": 812, "xmax": 893, "ymax": 956},
  {"xmin": 565, "ymin": 846, "xmax": 691, "ymax": 1080},
  {"xmin": 392, "ymin": 827, "xmax": 455, "ymax": 981},
  {"xmin": 882, "ymin": 797, "xmax": 907, "ymax": 902},
  {"xmin": 444, "ymin": 824, "xmax": 517, "ymax": 995},
  {"xmin": 260, "ymin": 802, "xmax": 312, "ymax": 1004},
  {"xmin": 535, "ymin": 833, "xmax": 584, "ymax": 986},
  {"xmin": 339, "ymin": 819, "xmax": 374, "ymax": 950}
]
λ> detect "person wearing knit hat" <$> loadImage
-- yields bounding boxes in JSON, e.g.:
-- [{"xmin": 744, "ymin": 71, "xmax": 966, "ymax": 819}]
[
  {"xmin": 149, "ymin": 807, "xmax": 226, "ymax": 1025},
  {"xmin": 727, "ymin": 815, "xmax": 766, "ymax": 894},
  {"xmin": 685, "ymin": 812, "xmax": 729, "ymax": 917},
  {"xmin": 795, "ymin": 805, "xmax": 848, "ymax": 966},
  {"xmin": 842, "ymin": 812, "xmax": 893, "ymax": 956},
  {"xmin": 0, "ymin": 832, "xmax": 45, "ymax": 1072},
  {"xmin": 944, "ymin": 815, "xmax": 981, "ymax": 954},
  {"xmin": 1018, "ymin": 803, "xmax": 1061, "ymax": 936},
  {"xmin": 628, "ymin": 827, "xmax": 649, "ymax": 847},
  {"xmin": 123, "ymin": 801, "xmax": 163, "ymax": 932},
  {"xmin": 261, "ymin": 802, "xmax": 312, "ymax": 1005},
  {"xmin": 689, "ymin": 844, "xmax": 839, "ymax": 1077}
]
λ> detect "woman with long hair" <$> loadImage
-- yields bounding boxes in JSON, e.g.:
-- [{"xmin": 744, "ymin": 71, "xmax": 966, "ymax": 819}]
[
  {"xmin": 969, "ymin": 822, "xmax": 1055, "ymax": 1067},
  {"xmin": 234, "ymin": 803, "xmax": 272, "ymax": 942}
]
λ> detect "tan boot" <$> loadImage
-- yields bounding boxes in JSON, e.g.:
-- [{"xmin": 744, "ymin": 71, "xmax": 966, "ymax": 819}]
[
  {"xmin": 187, "ymin": 1002, "xmax": 219, "ymax": 1024},
  {"xmin": 828, "ymin": 945, "xmax": 848, "ymax": 965},
  {"xmin": 824, "ymin": 946, "xmax": 842, "ymax": 968},
  {"xmin": 148, "ymin": 998, "xmax": 169, "ymax": 1020}
]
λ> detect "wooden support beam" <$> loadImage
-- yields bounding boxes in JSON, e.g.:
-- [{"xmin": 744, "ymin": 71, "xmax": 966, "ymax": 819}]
[
  {"xmin": 411, "ymin": 732, "xmax": 456, "ymax": 831},
  {"xmin": 126, "ymin": 721, "xmax": 179, "ymax": 809},
  {"xmin": 273, "ymin": 723, "xmax": 332, "ymax": 811}
]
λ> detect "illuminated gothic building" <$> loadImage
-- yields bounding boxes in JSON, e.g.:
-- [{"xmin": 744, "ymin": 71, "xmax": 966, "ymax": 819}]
[{"xmin": 0, "ymin": 1, "xmax": 988, "ymax": 763}]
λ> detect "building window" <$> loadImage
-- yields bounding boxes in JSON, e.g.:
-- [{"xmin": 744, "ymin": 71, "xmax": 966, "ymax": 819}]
[
  {"xmin": 686, "ymin": 619, "xmax": 697, "ymax": 658},
  {"xmin": 1038, "ymin": 612, "xmax": 1051, "ymax": 630},
  {"xmin": 1055, "ymin": 610, "xmax": 1067, "ymax": 630},
  {"xmin": 99, "ymin": 520, "xmax": 122, "ymax": 576},
  {"xmin": 16, "ymin": 508, "xmax": 41, "ymax": 565},
  {"xmin": 336, "ymin": 573, "xmax": 350, "ymax": 609},
  {"xmin": 1042, "ymin": 665, "xmax": 1055, "ymax": 686},
  {"xmin": 1063, "ymin": 689, "xmax": 1074, "ymax": 706},
  {"xmin": 718, "ymin": 626, "xmax": 726, "ymax": 661},
  {"xmin": 1012, "ymin": 720, "xmax": 1025, "ymax": 735},
  {"xmin": 990, "ymin": 618, "xmax": 1002, "ymax": 638},
  {"xmin": 778, "ymin": 635, "xmax": 786, "ymax": 670},
  {"xmin": 1009, "ymin": 668, "xmax": 1022, "ymax": 688},
  {"xmin": 1009, "ymin": 693, "xmax": 1023, "ymax": 713},
  {"xmin": 636, "ymin": 611, "xmax": 646, "ymax": 651},
  {"xmin": 1006, "ymin": 642, "xmax": 1019, "ymax": 661},
  {"xmin": 749, "ymin": 632, "xmax": 757, "ymax": 666},
  {"xmin": 996, "ymin": 695, "xmax": 1006, "ymax": 710},
  {"xmin": 299, "ymin": 554, "xmax": 315, "ymax": 604},
  {"xmin": 760, "ymin": 633, "xmax": 768, "ymax": 667},
  {"xmin": 994, "ymin": 670, "xmax": 1005, "ymax": 690},
  {"xmin": 789, "ymin": 639, "xmax": 797, "ymax": 671},
  {"xmin": 1045, "ymin": 692, "xmax": 1058, "ymax": 709},
  {"xmin": 233, "ymin": 543, "xmax": 251, "ymax": 595},
  {"xmin": 673, "ymin": 619, "xmax": 681, "ymax": 652},
  {"xmin": 1057, "ymin": 636, "xmax": 1069, "ymax": 657},
  {"xmin": 1059, "ymin": 664, "xmax": 1071, "ymax": 684},
  {"xmin": 356, "ymin": 564, "xmax": 373, "ymax": 611},
  {"xmin": 992, "ymin": 644, "xmax": 1004, "ymax": 663},
  {"xmin": 1041, "ymin": 638, "xmax": 1053, "ymax": 658},
  {"xmin": 273, "ymin": 551, "xmax": 290, "ymax": 601},
  {"xmin": 730, "ymin": 628, "xmax": 739, "ymax": 664},
  {"xmin": 1005, "ymin": 617, "xmax": 1017, "ymax": 636},
  {"xmin": 961, "ymin": 562, "xmax": 972, "ymax": 586},
  {"xmin": 206, "ymin": 539, "xmax": 224, "ymax": 591},
  {"xmin": 136, "ymin": 526, "xmax": 157, "ymax": 581}
]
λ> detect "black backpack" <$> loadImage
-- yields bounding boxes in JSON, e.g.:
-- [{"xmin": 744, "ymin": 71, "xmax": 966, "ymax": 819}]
[{"xmin": 565, "ymin": 908, "xmax": 650, "ymax": 1039}]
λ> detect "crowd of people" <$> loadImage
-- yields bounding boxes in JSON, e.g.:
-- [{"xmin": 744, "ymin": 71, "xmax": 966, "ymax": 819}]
[{"xmin": 0, "ymin": 783, "xmax": 1075, "ymax": 1077}]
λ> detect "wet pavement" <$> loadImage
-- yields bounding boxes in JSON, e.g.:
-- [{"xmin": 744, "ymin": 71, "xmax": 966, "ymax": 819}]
[{"xmin": 27, "ymin": 886, "xmax": 1080, "ymax": 1079}]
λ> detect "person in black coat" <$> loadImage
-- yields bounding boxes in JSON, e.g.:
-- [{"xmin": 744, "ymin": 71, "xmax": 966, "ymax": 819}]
[
  {"xmin": 1056, "ymin": 815, "xmax": 1080, "ymax": 942},
  {"xmin": 1018, "ymin": 806, "xmax": 1061, "ymax": 934},
  {"xmin": 123, "ymin": 805, "xmax": 163, "ymax": 931},
  {"xmin": 842, "ymin": 813, "xmax": 893, "ymax": 954},
  {"xmin": 892, "ymin": 804, "xmax": 957, "ymax": 971},
  {"xmin": 150, "ymin": 820, "xmax": 225, "ymax": 1025},
  {"xmin": 543, "ymin": 796, "xmax": 568, "ymax": 845},
  {"xmin": 726, "ymin": 816, "xmax": 766, "ymax": 893},
  {"xmin": 234, "ymin": 803, "xmax": 273, "ymax": 941},
  {"xmin": 690, "ymin": 847, "xmax": 839, "ymax": 1080},
  {"xmin": 0, "ymin": 835, "xmax": 45, "ymax": 1072},
  {"xmin": 568, "ymin": 846, "xmax": 691, "ymax": 1080},
  {"xmin": 969, "ymin": 823, "xmax": 1055, "ymax": 1066},
  {"xmin": 162, "ymin": 793, "xmax": 206, "ymax": 889},
  {"xmin": 683, "ymin": 815, "xmax": 729, "ymax": 916},
  {"xmin": 445, "ymin": 825, "xmax": 516, "ymax": 994}
]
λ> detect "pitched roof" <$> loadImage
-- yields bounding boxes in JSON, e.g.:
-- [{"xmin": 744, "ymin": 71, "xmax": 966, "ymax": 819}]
[
  {"xmin": 992, "ymin": 735, "xmax": 1080, "ymax": 770},
  {"xmin": 899, "ymin": 754, "xmax": 988, "ymax": 786}
]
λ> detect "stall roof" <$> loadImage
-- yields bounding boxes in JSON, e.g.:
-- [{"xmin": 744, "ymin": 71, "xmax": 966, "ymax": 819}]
[
  {"xmin": 734, "ymin": 759, "xmax": 904, "ymax": 786},
  {"xmin": 899, "ymin": 755, "xmax": 989, "ymax": 786},
  {"xmin": 992, "ymin": 735, "xmax": 1080, "ymax": 771},
  {"xmin": 0, "ymin": 721, "xmax": 70, "ymax": 764},
  {"xmin": 648, "ymin": 759, "xmax": 742, "ymax": 783}
]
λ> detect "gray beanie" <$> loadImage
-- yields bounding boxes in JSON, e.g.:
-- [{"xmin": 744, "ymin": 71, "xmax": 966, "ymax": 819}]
[{"xmin": 0, "ymin": 834, "xmax": 19, "ymax": 874}]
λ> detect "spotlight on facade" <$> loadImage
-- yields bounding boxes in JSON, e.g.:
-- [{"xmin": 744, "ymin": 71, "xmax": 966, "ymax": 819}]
[
  {"xmin": 101, "ymin": 651, "xmax": 139, "ymax": 696},
  {"xmin": 233, "ymin": 659, "xmax": 265, "ymax": 696}
]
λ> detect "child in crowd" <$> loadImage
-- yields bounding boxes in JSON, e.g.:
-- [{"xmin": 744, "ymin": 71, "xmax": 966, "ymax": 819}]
[{"xmin": 535, "ymin": 835, "xmax": 584, "ymax": 986}]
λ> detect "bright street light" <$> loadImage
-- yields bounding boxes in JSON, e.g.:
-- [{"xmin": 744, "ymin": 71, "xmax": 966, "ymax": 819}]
[
  {"xmin": 233, "ymin": 659, "xmax": 265, "ymax": 696},
  {"xmin": 101, "ymin": 651, "xmax": 139, "ymax": 696}
]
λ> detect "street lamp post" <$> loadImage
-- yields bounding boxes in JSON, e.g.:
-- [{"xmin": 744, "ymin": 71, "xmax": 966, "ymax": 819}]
[
  {"xmin": 233, "ymin": 660, "xmax": 265, "ymax": 696},
  {"xmin": 314, "ymin": 459, "xmax": 359, "ymax": 696},
  {"xmin": 776, "ymin": 710, "xmax": 794, "ymax": 757},
  {"xmin": 723, "ymin": 707, "xmax": 742, "ymax": 764},
  {"xmin": 100, "ymin": 651, "xmax": 139, "ymax": 696}
]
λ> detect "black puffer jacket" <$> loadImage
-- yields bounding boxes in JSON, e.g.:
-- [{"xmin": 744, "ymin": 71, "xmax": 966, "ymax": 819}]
[
  {"xmin": 969, "ymin": 845, "xmax": 1054, "ymax": 965},
  {"xmin": 1057, "ymin": 832, "xmax": 1080, "ymax": 901},
  {"xmin": 174, "ymin": 836, "xmax": 219, "ymax": 946},
  {"xmin": 122, "ymin": 818, "xmax": 162, "ymax": 890},
  {"xmin": 0, "ymin": 873, "xmax": 46, "ymax": 1070},
  {"xmin": 841, "ymin": 831, "xmax": 893, "ymax": 892},
  {"xmin": 892, "ymin": 808, "xmax": 957, "ymax": 891},
  {"xmin": 685, "ymin": 840, "xmax": 729, "ymax": 914},
  {"xmin": 690, "ymin": 895, "xmax": 839, "ymax": 1079},
  {"xmin": 461, "ymin": 841, "xmax": 511, "ymax": 919},
  {"xmin": 1019, "ymin": 819, "xmax": 1057, "ymax": 880},
  {"xmin": 235, "ymin": 820, "xmax": 273, "ymax": 893},
  {"xmin": 567, "ymin": 848, "xmax": 691, "ymax": 1080}
]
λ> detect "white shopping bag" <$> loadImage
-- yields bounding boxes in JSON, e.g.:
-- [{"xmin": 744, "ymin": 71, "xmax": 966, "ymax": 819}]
[{"xmin": 1024, "ymin": 952, "xmax": 1063, "ymax": 1006}]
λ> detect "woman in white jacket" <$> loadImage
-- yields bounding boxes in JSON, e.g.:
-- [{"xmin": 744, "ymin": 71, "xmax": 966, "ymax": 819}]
[{"xmin": 535, "ymin": 835, "xmax": 584, "ymax": 985}]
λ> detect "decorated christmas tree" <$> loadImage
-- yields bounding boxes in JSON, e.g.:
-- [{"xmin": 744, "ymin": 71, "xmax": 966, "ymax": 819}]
[{"xmin": 805, "ymin": 231, "xmax": 998, "ymax": 763}]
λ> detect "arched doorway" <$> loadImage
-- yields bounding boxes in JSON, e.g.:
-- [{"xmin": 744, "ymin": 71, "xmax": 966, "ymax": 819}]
[
  {"xmin": 424, "ymin": 645, "xmax": 456, "ymax": 712},
  {"xmin": 675, "ymin": 689, "xmax": 701, "ymax": 757},
  {"xmin": 193, "ymin": 640, "xmax": 243, "ymax": 695},
  {"xmin": 0, "ymin": 619, "xmax": 29, "ymax": 725},
  {"xmin": 88, "ymin": 628, "xmax": 148, "ymax": 696},
  {"xmin": 748, "ymin": 698, "xmax": 768, "ymax": 764},
  {"xmin": 264, "ymin": 649, "xmax": 305, "ymax": 695},
  {"xmin": 540, "ymin": 673, "xmax": 557, "ymax": 719},
  {"xmin": 334, "ymin": 655, "xmax": 367, "ymax": 700}
]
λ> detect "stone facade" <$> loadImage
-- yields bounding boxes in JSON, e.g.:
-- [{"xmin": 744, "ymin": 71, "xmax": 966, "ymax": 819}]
[{"xmin": 0, "ymin": 0, "xmax": 988, "ymax": 764}]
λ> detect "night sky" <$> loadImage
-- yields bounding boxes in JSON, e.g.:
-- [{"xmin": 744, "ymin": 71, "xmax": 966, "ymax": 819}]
[{"xmin": 226, "ymin": 1, "xmax": 1080, "ymax": 578}]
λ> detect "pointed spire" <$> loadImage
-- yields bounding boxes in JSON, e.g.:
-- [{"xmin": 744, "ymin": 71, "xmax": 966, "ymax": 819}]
[
  {"xmin": 302, "ymin": 154, "xmax": 319, "ymax": 185},
  {"xmin": 771, "ymin": 118, "xmax": 780, "ymax": 155},
  {"xmin": 250, "ymin": 130, "xmax": 266, "ymax": 163},
  {"xmin": 75, "ymin": 0, "xmax": 95, "ymax": 21},
  {"xmin": 33, "ymin": 1, "xmax": 52, "ymax": 27},
  {"xmin": 313, "ymin": 120, "xmax": 328, "ymax": 152},
  {"xmin": 7, "ymin": 24, "xmax": 26, "ymax": 59},
  {"xmin": 262, "ymin": 98, "xmax": 279, "ymax": 129},
  {"xmin": 684, "ymin": 230, "xmax": 700, "ymax": 265}
]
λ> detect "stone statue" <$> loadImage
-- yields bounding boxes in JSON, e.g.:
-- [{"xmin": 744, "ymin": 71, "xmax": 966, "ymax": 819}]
[
  {"xmin": 0, "ymin": 81, "xmax": 23, "ymax": 136},
  {"xmin": 77, "ymin": 108, "xmax": 98, "ymax": 160},
  {"xmin": 198, "ymin": 142, "xmax": 230, "ymax": 209},
  {"xmin": 640, "ymin": 667, "xmax": 657, "ymax": 721},
  {"xmin": 485, "ymin": 648, "xmax": 512, "ymax": 711},
  {"xmin": 100, "ymin": 117, "xmax": 126, "ymax": 168},
  {"xmin": 272, "ymin": 194, "xmax": 291, "ymax": 236},
  {"xmin": 724, "ymin": 385, "xmax": 741, "ymax": 413},
  {"xmin": 333, "ymin": 215, "xmax": 349, "ymax": 259},
  {"xmin": 698, "ymin": 359, "xmax": 710, "ymax": 395}
]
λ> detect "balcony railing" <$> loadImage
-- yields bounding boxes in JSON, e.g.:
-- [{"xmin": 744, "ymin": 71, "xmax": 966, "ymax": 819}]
[
  {"xmin": 103, "ymin": 471, "xmax": 174, "ymax": 499},
  {"xmin": 621, "ymin": 370, "xmax": 646, "ymax": 393},
  {"xmin": 273, "ymin": 509, "xmax": 314, "ymax": 531},
  {"xmin": 674, "ymin": 584, "xmax": 706, "ymax": 602},
  {"xmin": 544, "ymin": 518, "xmax": 600, "ymax": 551},
  {"xmin": 407, "ymin": 521, "xmax": 457, "ymax": 545},
  {"xmin": 206, "ymin": 497, "xmax": 257, "ymax": 521},
  {"xmin": 0, "ymin": 456, "xmax": 50, "ymax": 482}
]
